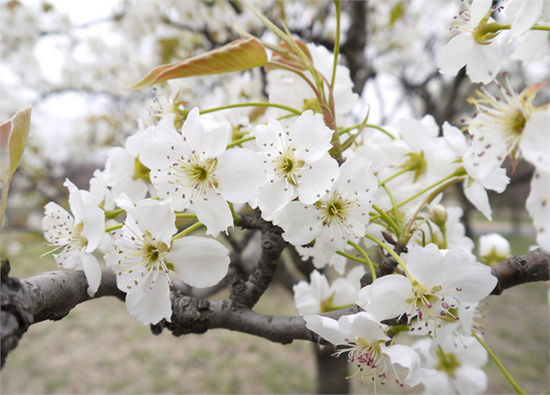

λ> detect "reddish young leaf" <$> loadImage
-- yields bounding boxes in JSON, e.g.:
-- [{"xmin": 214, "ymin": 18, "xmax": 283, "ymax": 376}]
[{"xmin": 129, "ymin": 38, "xmax": 268, "ymax": 90}]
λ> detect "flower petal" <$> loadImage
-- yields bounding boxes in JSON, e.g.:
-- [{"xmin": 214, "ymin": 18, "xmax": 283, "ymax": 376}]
[
  {"xmin": 80, "ymin": 251, "xmax": 102, "ymax": 297},
  {"xmin": 288, "ymin": 111, "xmax": 334, "ymax": 163},
  {"xmin": 125, "ymin": 275, "xmax": 172, "ymax": 325},
  {"xmin": 193, "ymin": 188, "xmax": 233, "ymax": 237},
  {"xmin": 217, "ymin": 147, "xmax": 264, "ymax": 203},
  {"xmin": 357, "ymin": 275, "xmax": 412, "ymax": 321},
  {"xmin": 304, "ymin": 315, "xmax": 348, "ymax": 345},
  {"xmin": 168, "ymin": 236, "xmax": 230, "ymax": 287}
]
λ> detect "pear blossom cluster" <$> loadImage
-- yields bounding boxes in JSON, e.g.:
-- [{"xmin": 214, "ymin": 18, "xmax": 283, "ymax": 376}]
[
  {"xmin": 26, "ymin": 0, "xmax": 549, "ymax": 392},
  {"xmin": 439, "ymin": 0, "xmax": 550, "ymax": 84}
]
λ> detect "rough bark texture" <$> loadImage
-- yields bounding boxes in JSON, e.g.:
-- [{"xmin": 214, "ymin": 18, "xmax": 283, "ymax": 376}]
[
  {"xmin": 490, "ymin": 248, "xmax": 550, "ymax": 295},
  {"xmin": 2, "ymin": 247, "xmax": 548, "ymax": 371}
]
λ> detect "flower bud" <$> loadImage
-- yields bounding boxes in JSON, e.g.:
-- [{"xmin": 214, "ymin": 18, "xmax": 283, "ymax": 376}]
[
  {"xmin": 429, "ymin": 204, "xmax": 448, "ymax": 229},
  {"xmin": 479, "ymin": 233, "xmax": 511, "ymax": 266}
]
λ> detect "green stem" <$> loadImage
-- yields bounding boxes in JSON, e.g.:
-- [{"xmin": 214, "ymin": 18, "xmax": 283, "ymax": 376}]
[
  {"xmin": 227, "ymin": 135, "xmax": 255, "ymax": 149},
  {"xmin": 105, "ymin": 208, "xmax": 125, "ymax": 220},
  {"xmin": 200, "ymin": 102, "xmax": 301, "ymax": 116},
  {"xmin": 105, "ymin": 223, "xmax": 123, "ymax": 233},
  {"xmin": 0, "ymin": 179, "xmax": 11, "ymax": 233},
  {"xmin": 397, "ymin": 170, "xmax": 463, "ymax": 209},
  {"xmin": 172, "ymin": 222, "xmax": 204, "ymax": 241},
  {"xmin": 330, "ymin": 1, "xmax": 341, "ymax": 90},
  {"xmin": 364, "ymin": 234, "xmax": 409, "ymax": 274},
  {"xmin": 531, "ymin": 25, "xmax": 550, "ymax": 31},
  {"xmin": 336, "ymin": 250, "xmax": 368, "ymax": 265},
  {"xmin": 484, "ymin": 23, "xmax": 550, "ymax": 32},
  {"xmin": 372, "ymin": 203, "xmax": 401, "ymax": 236},
  {"xmin": 404, "ymin": 176, "xmax": 464, "ymax": 235},
  {"xmin": 339, "ymin": 123, "xmax": 395, "ymax": 140},
  {"xmin": 379, "ymin": 167, "xmax": 411, "ymax": 186},
  {"xmin": 382, "ymin": 184, "xmax": 402, "ymax": 233},
  {"xmin": 175, "ymin": 213, "xmax": 198, "ymax": 219},
  {"xmin": 348, "ymin": 240, "xmax": 377, "ymax": 281},
  {"xmin": 472, "ymin": 332, "xmax": 528, "ymax": 395}
]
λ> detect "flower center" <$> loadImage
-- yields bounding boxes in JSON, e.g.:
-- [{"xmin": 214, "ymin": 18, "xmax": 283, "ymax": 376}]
[
  {"xmin": 43, "ymin": 213, "xmax": 88, "ymax": 269},
  {"xmin": 173, "ymin": 154, "xmax": 218, "ymax": 192},
  {"xmin": 434, "ymin": 346, "xmax": 462, "ymax": 378},
  {"xmin": 273, "ymin": 147, "xmax": 305, "ymax": 186},
  {"xmin": 405, "ymin": 281, "xmax": 459, "ymax": 335},
  {"xmin": 113, "ymin": 228, "xmax": 172, "ymax": 290},
  {"xmin": 401, "ymin": 152, "xmax": 427, "ymax": 182},
  {"xmin": 335, "ymin": 338, "xmax": 402, "ymax": 387},
  {"xmin": 316, "ymin": 193, "xmax": 355, "ymax": 227},
  {"xmin": 75, "ymin": 222, "xmax": 89, "ymax": 249}
]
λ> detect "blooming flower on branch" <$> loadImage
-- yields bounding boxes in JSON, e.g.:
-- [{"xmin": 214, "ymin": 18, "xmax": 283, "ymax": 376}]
[
  {"xmin": 356, "ymin": 244, "xmax": 497, "ymax": 335},
  {"xmin": 438, "ymin": 0, "xmax": 502, "ymax": 84},
  {"xmin": 275, "ymin": 156, "xmax": 377, "ymax": 264},
  {"xmin": 105, "ymin": 194, "xmax": 230, "ymax": 325},
  {"xmin": 304, "ymin": 312, "xmax": 424, "ymax": 388},
  {"xmin": 413, "ymin": 334, "xmax": 489, "ymax": 395},
  {"xmin": 467, "ymin": 80, "xmax": 549, "ymax": 172},
  {"xmin": 139, "ymin": 108, "xmax": 264, "ymax": 237},
  {"xmin": 442, "ymin": 122, "xmax": 509, "ymax": 220},
  {"xmin": 293, "ymin": 266, "xmax": 365, "ymax": 315},
  {"xmin": 252, "ymin": 110, "xmax": 339, "ymax": 220},
  {"xmin": 42, "ymin": 179, "xmax": 105, "ymax": 296},
  {"xmin": 104, "ymin": 119, "xmax": 153, "ymax": 203}
]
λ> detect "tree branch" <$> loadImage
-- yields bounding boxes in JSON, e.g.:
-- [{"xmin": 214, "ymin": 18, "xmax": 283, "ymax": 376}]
[
  {"xmin": 2, "ymin": 245, "xmax": 548, "ymax": 369},
  {"xmin": 1, "ymin": 262, "xmax": 124, "ymax": 368},
  {"xmin": 490, "ymin": 248, "xmax": 550, "ymax": 295}
]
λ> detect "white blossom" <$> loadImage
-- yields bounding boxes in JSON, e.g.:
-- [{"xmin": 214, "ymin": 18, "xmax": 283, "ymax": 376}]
[
  {"xmin": 293, "ymin": 266, "xmax": 364, "ymax": 315},
  {"xmin": 139, "ymin": 108, "xmax": 264, "ymax": 237},
  {"xmin": 42, "ymin": 179, "xmax": 105, "ymax": 296},
  {"xmin": 414, "ymin": 334, "xmax": 488, "ymax": 395},
  {"xmin": 105, "ymin": 194, "xmax": 230, "ymax": 325},
  {"xmin": 305, "ymin": 312, "xmax": 424, "ymax": 388},
  {"xmin": 275, "ymin": 156, "xmax": 378, "ymax": 264},
  {"xmin": 438, "ymin": 0, "xmax": 502, "ymax": 84},
  {"xmin": 356, "ymin": 244, "xmax": 497, "ymax": 335},
  {"xmin": 252, "ymin": 110, "xmax": 339, "ymax": 220}
]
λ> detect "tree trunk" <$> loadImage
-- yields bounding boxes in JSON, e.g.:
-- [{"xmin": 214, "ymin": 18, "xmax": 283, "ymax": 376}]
[{"xmin": 313, "ymin": 343, "xmax": 349, "ymax": 394}]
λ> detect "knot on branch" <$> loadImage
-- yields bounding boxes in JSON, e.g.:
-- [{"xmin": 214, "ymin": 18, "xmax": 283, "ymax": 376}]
[
  {"xmin": 228, "ymin": 274, "xmax": 249, "ymax": 309},
  {"xmin": 490, "ymin": 248, "xmax": 550, "ymax": 295},
  {"xmin": 1, "ymin": 260, "xmax": 35, "ymax": 369},
  {"xmin": 153, "ymin": 292, "xmax": 214, "ymax": 337}
]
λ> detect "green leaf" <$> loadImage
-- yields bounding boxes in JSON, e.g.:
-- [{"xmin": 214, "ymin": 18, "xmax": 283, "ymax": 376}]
[
  {"xmin": 0, "ymin": 105, "xmax": 32, "ymax": 183},
  {"xmin": 129, "ymin": 38, "xmax": 268, "ymax": 90}
]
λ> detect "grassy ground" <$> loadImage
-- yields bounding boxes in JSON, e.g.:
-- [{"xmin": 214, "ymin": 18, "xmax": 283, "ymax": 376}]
[{"xmin": 0, "ymin": 229, "xmax": 548, "ymax": 394}]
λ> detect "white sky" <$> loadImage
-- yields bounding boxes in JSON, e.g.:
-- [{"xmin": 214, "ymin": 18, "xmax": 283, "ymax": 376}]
[{"xmin": 48, "ymin": 0, "xmax": 117, "ymax": 24}]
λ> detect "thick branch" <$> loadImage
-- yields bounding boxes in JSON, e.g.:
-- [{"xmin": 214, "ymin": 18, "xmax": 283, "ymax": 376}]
[
  {"xmin": 230, "ymin": 210, "xmax": 287, "ymax": 309},
  {"xmin": 1, "ymin": 262, "xmax": 123, "ymax": 368},
  {"xmin": 490, "ymin": 248, "xmax": 549, "ymax": 295},
  {"xmin": 2, "ymin": 247, "xmax": 548, "ymax": 369}
]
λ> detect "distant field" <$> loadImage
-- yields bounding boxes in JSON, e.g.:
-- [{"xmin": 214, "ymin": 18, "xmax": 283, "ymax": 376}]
[{"xmin": 1, "ymin": 229, "xmax": 548, "ymax": 394}]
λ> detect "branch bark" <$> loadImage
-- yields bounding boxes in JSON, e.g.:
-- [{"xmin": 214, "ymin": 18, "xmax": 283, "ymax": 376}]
[{"xmin": 2, "ymin": 247, "xmax": 549, "ymax": 369}]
